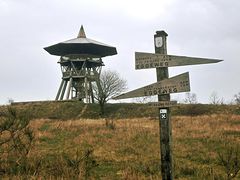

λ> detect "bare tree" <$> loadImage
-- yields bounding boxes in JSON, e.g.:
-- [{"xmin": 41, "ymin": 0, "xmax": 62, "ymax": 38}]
[
  {"xmin": 184, "ymin": 92, "xmax": 198, "ymax": 104},
  {"xmin": 7, "ymin": 98, "xmax": 14, "ymax": 105},
  {"xmin": 234, "ymin": 92, "xmax": 240, "ymax": 104},
  {"xmin": 93, "ymin": 70, "xmax": 127, "ymax": 115},
  {"xmin": 209, "ymin": 91, "xmax": 224, "ymax": 104}
]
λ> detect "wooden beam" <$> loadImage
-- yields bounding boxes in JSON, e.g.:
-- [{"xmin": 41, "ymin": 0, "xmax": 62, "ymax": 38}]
[
  {"xmin": 55, "ymin": 79, "xmax": 64, "ymax": 100},
  {"xmin": 154, "ymin": 31, "xmax": 173, "ymax": 180}
]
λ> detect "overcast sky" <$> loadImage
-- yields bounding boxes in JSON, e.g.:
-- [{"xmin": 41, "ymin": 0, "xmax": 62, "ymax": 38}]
[{"xmin": 0, "ymin": 0, "xmax": 239, "ymax": 104}]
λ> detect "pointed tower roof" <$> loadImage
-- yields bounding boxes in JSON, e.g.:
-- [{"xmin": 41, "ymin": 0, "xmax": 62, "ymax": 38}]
[
  {"xmin": 77, "ymin": 25, "xmax": 86, "ymax": 38},
  {"xmin": 44, "ymin": 26, "xmax": 117, "ymax": 57}
]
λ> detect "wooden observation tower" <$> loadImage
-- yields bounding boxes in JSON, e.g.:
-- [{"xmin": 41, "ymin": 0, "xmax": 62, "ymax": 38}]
[{"xmin": 44, "ymin": 26, "xmax": 117, "ymax": 103}]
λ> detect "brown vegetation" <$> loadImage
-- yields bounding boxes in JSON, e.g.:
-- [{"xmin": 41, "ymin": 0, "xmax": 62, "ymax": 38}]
[{"xmin": 1, "ymin": 103, "xmax": 240, "ymax": 179}]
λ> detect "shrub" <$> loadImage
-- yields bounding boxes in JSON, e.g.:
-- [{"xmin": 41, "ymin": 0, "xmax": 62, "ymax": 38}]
[
  {"xmin": 217, "ymin": 143, "xmax": 240, "ymax": 180},
  {"xmin": 0, "ymin": 107, "xmax": 35, "ymax": 175}
]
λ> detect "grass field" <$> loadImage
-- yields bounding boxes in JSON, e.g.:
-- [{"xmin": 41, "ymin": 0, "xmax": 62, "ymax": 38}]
[
  {"xmin": 1, "ymin": 107, "xmax": 240, "ymax": 179},
  {"xmin": 1, "ymin": 102, "xmax": 240, "ymax": 179}
]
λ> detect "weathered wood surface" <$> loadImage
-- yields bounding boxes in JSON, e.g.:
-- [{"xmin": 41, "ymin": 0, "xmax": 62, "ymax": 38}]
[
  {"xmin": 154, "ymin": 31, "xmax": 173, "ymax": 180},
  {"xmin": 147, "ymin": 101, "xmax": 177, "ymax": 107},
  {"xmin": 135, "ymin": 52, "xmax": 223, "ymax": 69},
  {"xmin": 113, "ymin": 72, "xmax": 190, "ymax": 100}
]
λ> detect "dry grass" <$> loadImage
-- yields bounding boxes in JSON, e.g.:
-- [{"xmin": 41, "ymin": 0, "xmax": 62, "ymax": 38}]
[{"xmin": 2, "ymin": 114, "xmax": 240, "ymax": 179}]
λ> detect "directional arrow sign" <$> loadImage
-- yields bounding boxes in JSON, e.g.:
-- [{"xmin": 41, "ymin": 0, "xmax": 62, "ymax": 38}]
[
  {"xmin": 135, "ymin": 52, "xmax": 223, "ymax": 70},
  {"xmin": 113, "ymin": 72, "xmax": 190, "ymax": 100}
]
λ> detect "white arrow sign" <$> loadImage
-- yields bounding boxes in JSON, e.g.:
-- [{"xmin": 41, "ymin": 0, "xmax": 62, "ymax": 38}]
[
  {"xmin": 113, "ymin": 72, "xmax": 190, "ymax": 100},
  {"xmin": 135, "ymin": 52, "xmax": 223, "ymax": 70}
]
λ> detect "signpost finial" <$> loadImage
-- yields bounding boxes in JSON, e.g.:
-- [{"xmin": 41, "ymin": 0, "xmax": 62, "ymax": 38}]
[{"xmin": 155, "ymin": 31, "xmax": 168, "ymax": 37}]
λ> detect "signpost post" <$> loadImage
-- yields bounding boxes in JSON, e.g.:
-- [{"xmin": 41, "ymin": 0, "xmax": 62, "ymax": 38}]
[
  {"xmin": 113, "ymin": 30, "xmax": 222, "ymax": 180},
  {"xmin": 154, "ymin": 31, "xmax": 173, "ymax": 180}
]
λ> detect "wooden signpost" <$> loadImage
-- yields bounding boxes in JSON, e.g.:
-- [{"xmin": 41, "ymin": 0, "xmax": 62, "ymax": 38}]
[
  {"xmin": 113, "ymin": 31, "xmax": 222, "ymax": 180},
  {"xmin": 113, "ymin": 72, "xmax": 190, "ymax": 99},
  {"xmin": 135, "ymin": 52, "xmax": 222, "ymax": 69}
]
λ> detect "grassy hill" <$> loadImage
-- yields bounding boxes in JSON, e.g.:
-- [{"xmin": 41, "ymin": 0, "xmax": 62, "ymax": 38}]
[
  {"xmin": 1, "ymin": 100, "xmax": 240, "ymax": 120},
  {"xmin": 1, "ymin": 101, "xmax": 240, "ymax": 179}
]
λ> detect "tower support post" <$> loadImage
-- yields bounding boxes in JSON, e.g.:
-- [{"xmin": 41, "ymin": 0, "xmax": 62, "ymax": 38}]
[
  {"xmin": 60, "ymin": 80, "xmax": 68, "ymax": 100},
  {"xmin": 55, "ymin": 79, "xmax": 64, "ymax": 100}
]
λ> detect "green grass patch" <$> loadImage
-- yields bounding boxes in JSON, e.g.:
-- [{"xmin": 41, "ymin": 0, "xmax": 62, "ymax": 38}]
[{"xmin": 38, "ymin": 123, "xmax": 51, "ymax": 131}]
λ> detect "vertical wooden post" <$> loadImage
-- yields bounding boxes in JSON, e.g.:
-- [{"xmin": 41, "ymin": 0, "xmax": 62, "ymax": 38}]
[
  {"xmin": 60, "ymin": 80, "xmax": 68, "ymax": 100},
  {"xmin": 84, "ymin": 76, "xmax": 89, "ymax": 103},
  {"xmin": 66, "ymin": 77, "xmax": 73, "ymax": 100},
  {"xmin": 55, "ymin": 79, "xmax": 64, "ymax": 100},
  {"xmin": 154, "ymin": 31, "xmax": 173, "ymax": 180}
]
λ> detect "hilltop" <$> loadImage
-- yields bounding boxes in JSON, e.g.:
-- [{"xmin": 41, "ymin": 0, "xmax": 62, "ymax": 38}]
[{"xmin": 1, "ymin": 101, "xmax": 239, "ymax": 120}]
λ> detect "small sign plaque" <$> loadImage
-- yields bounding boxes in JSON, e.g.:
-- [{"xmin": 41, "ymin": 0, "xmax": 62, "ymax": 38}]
[
  {"xmin": 148, "ymin": 101, "xmax": 177, "ymax": 107},
  {"xmin": 155, "ymin": 37, "xmax": 163, "ymax": 47},
  {"xmin": 160, "ymin": 109, "xmax": 167, "ymax": 119}
]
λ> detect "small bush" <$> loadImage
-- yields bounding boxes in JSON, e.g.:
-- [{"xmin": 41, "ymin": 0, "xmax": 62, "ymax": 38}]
[
  {"xmin": 0, "ymin": 107, "xmax": 35, "ymax": 175},
  {"xmin": 217, "ymin": 143, "xmax": 240, "ymax": 180}
]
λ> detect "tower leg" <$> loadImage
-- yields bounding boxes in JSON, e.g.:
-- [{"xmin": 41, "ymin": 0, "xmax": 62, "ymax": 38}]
[
  {"xmin": 66, "ymin": 78, "xmax": 73, "ymax": 100},
  {"xmin": 60, "ymin": 80, "xmax": 68, "ymax": 100},
  {"xmin": 89, "ymin": 81, "xmax": 94, "ymax": 103},
  {"xmin": 93, "ymin": 67, "xmax": 103, "ymax": 101},
  {"xmin": 55, "ymin": 80, "xmax": 64, "ymax": 100},
  {"xmin": 84, "ymin": 77, "xmax": 89, "ymax": 103}
]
